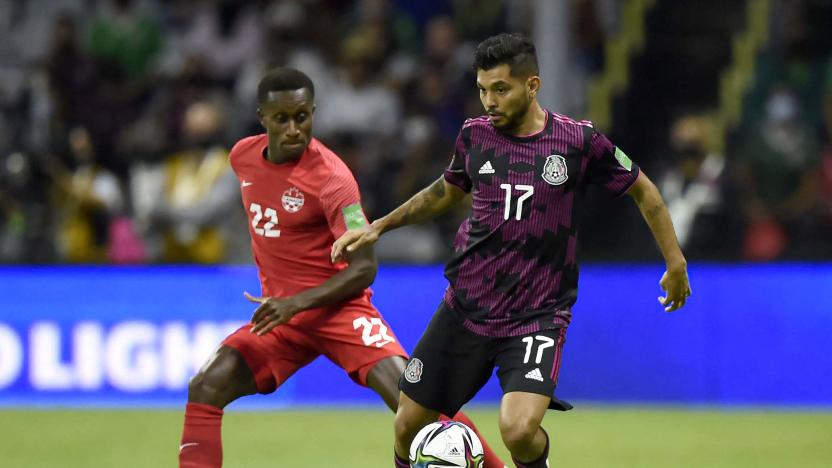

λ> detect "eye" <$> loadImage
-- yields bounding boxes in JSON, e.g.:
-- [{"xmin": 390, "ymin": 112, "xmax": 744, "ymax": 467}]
[
  {"xmin": 276, "ymin": 115, "xmax": 288, "ymax": 123},
  {"xmin": 296, "ymin": 112, "xmax": 308, "ymax": 122},
  {"xmin": 496, "ymin": 88, "xmax": 507, "ymax": 95}
]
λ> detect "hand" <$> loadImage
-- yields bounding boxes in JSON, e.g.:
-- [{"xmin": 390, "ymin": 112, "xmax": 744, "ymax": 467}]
[
  {"xmin": 244, "ymin": 292, "xmax": 302, "ymax": 335},
  {"xmin": 657, "ymin": 265, "xmax": 691, "ymax": 312},
  {"xmin": 331, "ymin": 225, "xmax": 379, "ymax": 263}
]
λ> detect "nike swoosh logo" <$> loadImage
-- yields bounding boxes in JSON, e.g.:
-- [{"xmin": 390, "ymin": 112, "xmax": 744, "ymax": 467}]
[
  {"xmin": 179, "ymin": 442, "xmax": 200, "ymax": 453},
  {"xmin": 241, "ymin": 181, "xmax": 253, "ymax": 187}
]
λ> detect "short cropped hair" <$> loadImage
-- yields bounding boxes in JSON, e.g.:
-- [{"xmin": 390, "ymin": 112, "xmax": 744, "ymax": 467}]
[
  {"xmin": 473, "ymin": 33, "xmax": 539, "ymax": 77},
  {"xmin": 257, "ymin": 68, "xmax": 315, "ymax": 103}
]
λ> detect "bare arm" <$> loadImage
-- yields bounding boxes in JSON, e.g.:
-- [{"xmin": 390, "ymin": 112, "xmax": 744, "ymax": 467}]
[
  {"xmin": 331, "ymin": 177, "xmax": 467, "ymax": 262},
  {"xmin": 247, "ymin": 244, "xmax": 378, "ymax": 335},
  {"xmin": 377, "ymin": 176, "xmax": 466, "ymax": 231},
  {"xmin": 626, "ymin": 171, "xmax": 692, "ymax": 311}
]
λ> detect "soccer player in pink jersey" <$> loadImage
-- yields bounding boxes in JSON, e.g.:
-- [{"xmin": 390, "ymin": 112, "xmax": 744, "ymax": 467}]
[{"xmin": 333, "ymin": 33, "xmax": 692, "ymax": 468}]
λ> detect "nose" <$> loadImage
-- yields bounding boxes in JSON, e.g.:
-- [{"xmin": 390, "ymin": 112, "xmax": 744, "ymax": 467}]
[
  {"xmin": 286, "ymin": 120, "xmax": 300, "ymax": 137},
  {"xmin": 483, "ymin": 91, "xmax": 497, "ymax": 110}
]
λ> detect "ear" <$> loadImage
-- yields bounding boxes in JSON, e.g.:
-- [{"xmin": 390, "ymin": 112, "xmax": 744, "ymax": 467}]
[
  {"xmin": 311, "ymin": 104, "xmax": 316, "ymax": 115},
  {"xmin": 256, "ymin": 107, "xmax": 266, "ymax": 128},
  {"xmin": 527, "ymin": 76, "xmax": 541, "ymax": 99}
]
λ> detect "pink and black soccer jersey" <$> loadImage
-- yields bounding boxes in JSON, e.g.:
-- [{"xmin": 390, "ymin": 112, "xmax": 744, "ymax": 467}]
[{"xmin": 442, "ymin": 110, "xmax": 640, "ymax": 337}]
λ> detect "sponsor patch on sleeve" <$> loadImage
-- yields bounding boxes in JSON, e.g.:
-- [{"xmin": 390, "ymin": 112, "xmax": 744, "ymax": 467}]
[
  {"xmin": 614, "ymin": 146, "xmax": 633, "ymax": 171},
  {"xmin": 342, "ymin": 203, "xmax": 368, "ymax": 230}
]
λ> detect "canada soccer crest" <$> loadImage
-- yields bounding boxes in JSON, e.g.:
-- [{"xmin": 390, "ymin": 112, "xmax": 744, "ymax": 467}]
[
  {"xmin": 281, "ymin": 187, "xmax": 305, "ymax": 213},
  {"xmin": 542, "ymin": 154, "xmax": 568, "ymax": 185}
]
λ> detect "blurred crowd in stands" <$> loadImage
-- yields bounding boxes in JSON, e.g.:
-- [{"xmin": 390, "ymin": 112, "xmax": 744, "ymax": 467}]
[
  {"xmin": 655, "ymin": 0, "xmax": 832, "ymax": 262},
  {"xmin": 0, "ymin": 0, "xmax": 830, "ymax": 264}
]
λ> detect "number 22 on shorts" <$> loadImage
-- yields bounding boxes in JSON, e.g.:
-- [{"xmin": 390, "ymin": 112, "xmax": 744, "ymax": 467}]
[{"xmin": 353, "ymin": 316, "xmax": 395, "ymax": 348}]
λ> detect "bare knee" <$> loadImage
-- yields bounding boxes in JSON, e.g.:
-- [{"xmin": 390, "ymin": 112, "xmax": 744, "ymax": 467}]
[
  {"xmin": 499, "ymin": 414, "xmax": 539, "ymax": 453},
  {"xmin": 394, "ymin": 394, "xmax": 439, "ymax": 454},
  {"xmin": 187, "ymin": 347, "xmax": 256, "ymax": 408},
  {"xmin": 394, "ymin": 408, "xmax": 428, "ymax": 446},
  {"xmin": 187, "ymin": 371, "xmax": 226, "ymax": 406}
]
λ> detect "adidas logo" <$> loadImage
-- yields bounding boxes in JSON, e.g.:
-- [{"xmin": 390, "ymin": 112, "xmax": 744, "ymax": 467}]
[
  {"xmin": 448, "ymin": 446, "xmax": 461, "ymax": 456},
  {"xmin": 478, "ymin": 161, "xmax": 495, "ymax": 174},
  {"xmin": 525, "ymin": 368, "xmax": 544, "ymax": 382}
]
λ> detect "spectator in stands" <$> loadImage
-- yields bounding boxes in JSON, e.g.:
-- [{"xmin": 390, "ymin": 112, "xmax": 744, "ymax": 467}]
[
  {"xmin": 133, "ymin": 100, "xmax": 244, "ymax": 263},
  {"xmin": 313, "ymin": 29, "xmax": 400, "ymax": 211},
  {"xmin": 817, "ymin": 83, "xmax": 832, "ymax": 256},
  {"xmin": 88, "ymin": 0, "xmax": 162, "ymax": 80},
  {"xmin": 180, "ymin": 0, "xmax": 264, "ymax": 83},
  {"xmin": 315, "ymin": 30, "xmax": 400, "ymax": 140},
  {"xmin": 451, "ymin": 0, "xmax": 506, "ymax": 40},
  {"xmin": 0, "ymin": 151, "xmax": 51, "ymax": 263},
  {"xmin": 417, "ymin": 16, "xmax": 470, "ymax": 140},
  {"xmin": 44, "ymin": 13, "xmax": 97, "ymax": 156},
  {"xmin": 48, "ymin": 126, "xmax": 126, "ymax": 263},
  {"xmin": 572, "ymin": 0, "xmax": 606, "ymax": 74},
  {"xmin": 62, "ymin": 0, "xmax": 163, "ymax": 178},
  {"xmin": 372, "ymin": 116, "xmax": 451, "ymax": 263},
  {"xmin": 0, "ymin": 0, "xmax": 86, "ymax": 68},
  {"xmin": 658, "ymin": 115, "xmax": 739, "ymax": 258},
  {"xmin": 233, "ymin": 1, "xmax": 336, "ymax": 137},
  {"xmin": 736, "ymin": 86, "xmax": 820, "ymax": 260}
]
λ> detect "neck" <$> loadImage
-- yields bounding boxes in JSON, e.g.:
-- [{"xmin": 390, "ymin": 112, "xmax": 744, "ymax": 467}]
[{"xmin": 510, "ymin": 102, "xmax": 546, "ymax": 136}]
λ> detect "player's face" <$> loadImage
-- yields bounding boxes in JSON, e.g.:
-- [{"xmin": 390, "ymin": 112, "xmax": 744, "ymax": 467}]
[
  {"xmin": 477, "ymin": 64, "xmax": 536, "ymax": 132},
  {"xmin": 258, "ymin": 88, "xmax": 315, "ymax": 160}
]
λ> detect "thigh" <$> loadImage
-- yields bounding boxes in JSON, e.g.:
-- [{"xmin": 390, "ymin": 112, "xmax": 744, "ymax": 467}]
[
  {"xmin": 313, "ymin": 304, "xmax": 409, "ymax": 386},
  {"xmin": 399, "ymin": 302, "xmax": 494, "ymax": 417},
  {"xmin": 495, "ymin": 327, "xmax": 571, "ymax": 410},
  {"xmin": 222, "ymin": 323, "xmax": 319, "ymax": 394},
  {"xmin": 366, "ymin": 356, "xmax": 408, "ymax": 411}
]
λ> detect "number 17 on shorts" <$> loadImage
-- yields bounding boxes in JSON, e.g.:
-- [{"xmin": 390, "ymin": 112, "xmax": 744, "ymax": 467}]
[{"xmin": 496, "ymin": 328, "xmax": 567, "ymax": 398}]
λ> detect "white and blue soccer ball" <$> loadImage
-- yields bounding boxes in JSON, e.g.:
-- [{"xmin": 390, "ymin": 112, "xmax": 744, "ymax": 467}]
[{"xmin": 409, "ymin": 421, "xmax": 484, "ymax": 468}]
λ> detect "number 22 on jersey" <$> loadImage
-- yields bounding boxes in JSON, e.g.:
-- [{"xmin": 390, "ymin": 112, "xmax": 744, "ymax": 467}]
[{"xmin": 249, "ymin": 202, "xmax": 280, "ymax": 237}]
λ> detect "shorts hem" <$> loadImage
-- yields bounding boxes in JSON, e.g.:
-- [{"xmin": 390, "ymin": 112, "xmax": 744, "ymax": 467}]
[
  {"xmin": 350, "ymin": 349, "xmax": 409, "ymax": 387},
  {"xmin": 400, "ymin": 384, "xmax": 457, "ymax": 417},
  {"xmin": 221, "ymin": 338, "xmax": 277, "ymax": 395},
  {"xmin": 501, "ymin": 388, "xmax": 573, "ymax": 411}
]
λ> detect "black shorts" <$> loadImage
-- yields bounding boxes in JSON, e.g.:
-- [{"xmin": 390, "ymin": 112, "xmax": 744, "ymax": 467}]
[{"xmin": 400, "ymin": 302, "xmax": 572, "ymax": 417}]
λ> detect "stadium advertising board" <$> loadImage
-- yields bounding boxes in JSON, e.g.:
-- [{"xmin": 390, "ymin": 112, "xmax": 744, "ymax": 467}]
[{"xmin": 0, "ymin": 265, "xmax": 830, "ymax": 408}]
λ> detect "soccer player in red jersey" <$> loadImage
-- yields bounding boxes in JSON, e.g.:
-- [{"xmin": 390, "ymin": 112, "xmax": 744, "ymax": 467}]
[
  {"xmin": 178, "ymin": 68, "xmax": 505, "ymax": 468},
  {"xmin": 333, "ymin": 34, "xmax": 692, "ymax": 468}
]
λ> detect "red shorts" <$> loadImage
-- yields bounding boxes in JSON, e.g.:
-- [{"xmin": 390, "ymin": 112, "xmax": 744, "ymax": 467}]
[{"xmin": 222, "ymin": 303, "xmax": 408, "ymax": 394}]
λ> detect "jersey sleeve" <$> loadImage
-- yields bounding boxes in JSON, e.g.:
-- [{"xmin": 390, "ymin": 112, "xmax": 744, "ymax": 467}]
[
  {"xmin": 585, "ymin": 129, "xmax": 640, "ymax": 197},
  {"xmin": 227, "ymin": 137, "xmax": 253, "ymax": 177},
  {"xmin": 227, "ymin": 144, "xmax": 239, "ymax": 175},
  {"xmin": 319, "ymin": 168, "xmax": 369, "ymax": 240},
  {"xmin": 443, "ymin": 129, "xmax": 472, "ymax": 193}
]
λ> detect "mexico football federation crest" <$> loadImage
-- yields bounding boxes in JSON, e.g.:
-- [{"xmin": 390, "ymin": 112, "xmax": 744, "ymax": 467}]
[
  {"xmin": 281, "ymin": 187, "xmax": 305, "ymax": 213},
  {"xmin": 542, "ymin": 154, "xmax": 568, "ymax": 185},
  {"xmin": 404, "ymin": 358, "xmax": 423, "ymax": 383}
]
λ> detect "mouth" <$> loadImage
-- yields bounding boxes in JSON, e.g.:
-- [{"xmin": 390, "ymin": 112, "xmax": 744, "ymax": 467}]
[{"xmin": 282, "ymin": 141, "xmax": 305, "ymax": 149}]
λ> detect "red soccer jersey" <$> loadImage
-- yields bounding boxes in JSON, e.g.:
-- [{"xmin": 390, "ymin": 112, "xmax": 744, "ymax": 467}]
[{"xmin": 229, "ymin": 134, "xmax": 371, "ymax": 317}]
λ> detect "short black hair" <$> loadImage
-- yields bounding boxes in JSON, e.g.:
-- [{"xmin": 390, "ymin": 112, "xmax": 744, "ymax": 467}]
[
  {"xmin": 473, "ymin": 33, "xmax": 539, "ymax": 77},
  {"xmin": 257, "ymin": 68, "xmax": 315, "ymax": 103}
]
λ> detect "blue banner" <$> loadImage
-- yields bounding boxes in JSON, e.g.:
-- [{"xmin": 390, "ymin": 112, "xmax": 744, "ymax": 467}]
[{"xmin": 0, "ymin": 264, "xmax": 830, "ymax": 408}]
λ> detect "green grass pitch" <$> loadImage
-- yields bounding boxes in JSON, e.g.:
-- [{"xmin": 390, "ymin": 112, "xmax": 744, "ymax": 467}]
[{"xmin": 1, "ymin": 406, "xmax": 830, "ymax": 467}]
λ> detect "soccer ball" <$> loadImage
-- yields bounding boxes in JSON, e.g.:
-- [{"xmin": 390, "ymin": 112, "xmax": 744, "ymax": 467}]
[{"xmin": 409, "ymin": 421, "xmax": 484, "ymax": 468}]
